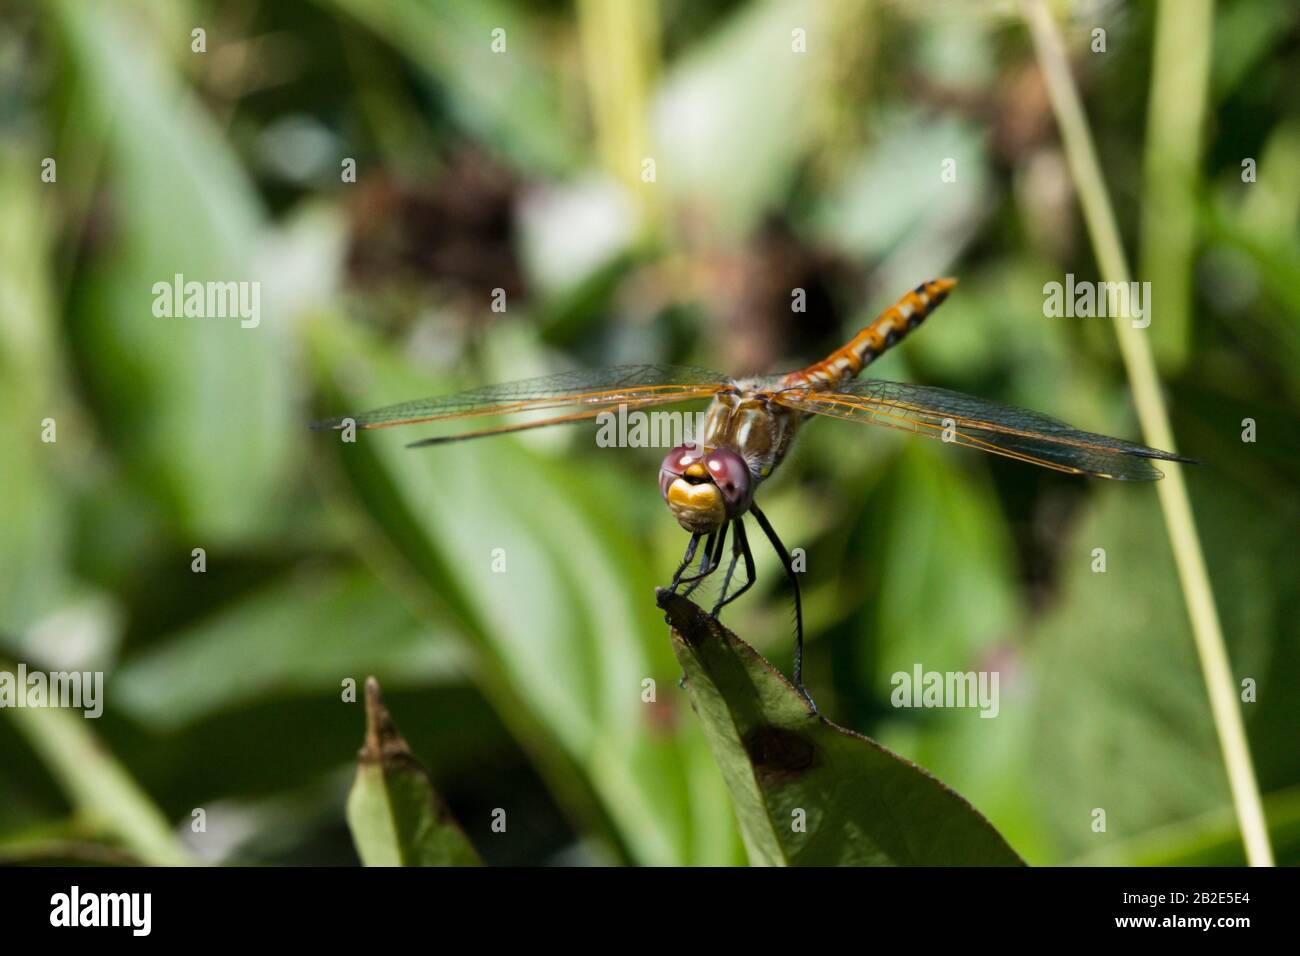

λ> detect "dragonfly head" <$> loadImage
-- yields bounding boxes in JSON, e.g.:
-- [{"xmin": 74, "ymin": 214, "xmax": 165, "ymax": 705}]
[{"xmin": 659, "ymin": 444, "xmax": 753, "ymax": 534}]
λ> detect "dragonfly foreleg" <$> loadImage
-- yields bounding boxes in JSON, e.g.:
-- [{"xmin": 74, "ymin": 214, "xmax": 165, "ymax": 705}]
[
  {"xmin": 711, "ymin": 517, "xmax": 756, "ymax": 618},
  {"xmin": 668, "ymin": 532, "xmax": 703, "ymax": 592},
  {"xmin": 750, "ymin": 502, "xmax": 815, "ymax": 712},
  {"xmin": 680, "ymin": 522, "xmax": 729, "ymax": 597}
]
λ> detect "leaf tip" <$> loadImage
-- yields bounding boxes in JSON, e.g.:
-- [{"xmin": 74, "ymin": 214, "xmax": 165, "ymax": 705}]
[
  {"xmin": 655, "ymin": 587, "xmax": 714, "ymax": 650},
  {"xmin": 361, "ymin": 675, "xmax": 408, "ymax": 763}
]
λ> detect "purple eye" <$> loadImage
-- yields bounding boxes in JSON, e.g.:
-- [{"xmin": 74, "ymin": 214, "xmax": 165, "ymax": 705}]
[
  {"xmin": 658, "ymin": 445, "xmax": 753, "ymax": 521},
  {"xmin": 704, "ymin": 449, "xmax": 753, "ymax": 516},
  {"xmin": 659, "ymin": 443, "xmax": 703, "ymax": 501},
  {"xmin": 660, "ymin": 443, "xmax": 702, "ymax": 476}
]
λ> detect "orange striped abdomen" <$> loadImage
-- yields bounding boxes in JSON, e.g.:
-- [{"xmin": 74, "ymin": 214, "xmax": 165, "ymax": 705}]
[{"xmin": 783, "ymin": 278, "xmax": 957, "ymax": 390}]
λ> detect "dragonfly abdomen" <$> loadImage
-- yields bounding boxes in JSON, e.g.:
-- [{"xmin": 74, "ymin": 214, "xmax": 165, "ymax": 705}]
[{"xmin": 785, "ymin": 277, "xmax": 957, "ymax": 389}]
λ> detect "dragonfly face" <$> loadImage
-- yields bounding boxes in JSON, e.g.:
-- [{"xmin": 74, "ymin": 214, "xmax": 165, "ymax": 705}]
[
  {"xmin": 659, "ymin": 443, "xmax": 754, "ymax": 534},
  {"xmin": 314, "ymin": 277, "xmax": 1194, "ymax": 707}
]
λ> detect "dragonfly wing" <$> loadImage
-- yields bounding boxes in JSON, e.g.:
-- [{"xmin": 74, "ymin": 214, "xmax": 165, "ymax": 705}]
[
  {"xmin": 775, "ymin": 379, "xmax": 1194, "ymax": 480},
  {"xmin": 313, "ymin": 364, "xmax": 730, "ymax": 430}
]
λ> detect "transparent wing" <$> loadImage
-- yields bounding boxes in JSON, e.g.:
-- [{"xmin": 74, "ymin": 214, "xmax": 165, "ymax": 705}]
[
  {"xmin": 313, "ymin": 364, "xmax": 730, "ymax": 430},
  {"xmin": 775, "ymin": 379, "xmax": 1195, "ymax": 480}
]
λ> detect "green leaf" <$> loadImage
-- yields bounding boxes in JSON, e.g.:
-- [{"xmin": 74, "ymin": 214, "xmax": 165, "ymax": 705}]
[
  {"xmin": 0, "ymin": 147, "xmax": 78, "ymax": 636},
  {"xmin": 809, "ymin": 110, "xmax": 990, "ymax": 287},
  {"xmin": 1029, "ymin": 489, "xmax": 1225, "ymax": 858},
  {"xmin": 659, "ymin": 591, "xmax": 1024, "ymax": 866},
  {"xmin": 873, "ymin": 444, "xmax": 1017, "ymax": 669},
  {"xmin": 346, "ymin": 677, "xmax": 482, "ymax": 867},
  {"xmin": 52, "ymin": 0, "xmax": 295, "ymax": 544},
  {"xmin": 113, "ymin": 567, "xmax": 467, "ymax": 729},
  {"xmin": 321, "ymin": 0, "xmax": 577, "ymax": 172},
  {"xmin": 1029, "ymin": 471, "xmax": 1295, "ymax": 859},
  {"xmin": 653, "ymin": 0, "xmax": 821, "ymax": 235}
]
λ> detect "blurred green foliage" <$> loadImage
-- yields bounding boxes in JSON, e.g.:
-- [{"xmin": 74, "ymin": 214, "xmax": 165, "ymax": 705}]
[{"xmin": 0, "ymin": 0, "xmax": 1296, "ymax": 865}]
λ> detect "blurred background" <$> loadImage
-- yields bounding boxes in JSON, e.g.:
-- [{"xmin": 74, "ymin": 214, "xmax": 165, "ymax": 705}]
[{"xmin": 1, "ymin": 0, "xmax": 1297, "ymax": 866}]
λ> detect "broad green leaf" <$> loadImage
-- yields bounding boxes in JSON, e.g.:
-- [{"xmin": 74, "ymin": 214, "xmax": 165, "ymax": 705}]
[
  {"xmin": 346, "ymin": 678, "xmax": 481, "ymax": 866},
  {"xmin": 52, "ymin": 0, "xmax": 294, "ymax": 544},
  {"xmin": 321, "ymin": 0, "xmax": 576, "ymax": 172},
  {"xmin": 1030, "ymin": 489, "xmax": 1231, "ymax": 857},
  {"xmin": 810, "ymin": 110, "xmax": 990, "ymax": 286},
  {"xmin": 0, "ymin": 147, "xmax": 78, "ymax": 636},
  {"xmin": 652, "ymin": 0, "xmax": 820, "ymax": 234},
  {"xmin": 114, "ymin": 567, "xmax": 468, "ymax": 729},
  {"xmin": 660, "ymin": 591, "xmax": 1024, "ymax": 866},
  {"xmin": 1211, "ymin": 0, "xmax": 1294, "ymax": 102},
  {"xmin": 873, "ymin": 443, "xmax": 1017, "ymax": 669}
]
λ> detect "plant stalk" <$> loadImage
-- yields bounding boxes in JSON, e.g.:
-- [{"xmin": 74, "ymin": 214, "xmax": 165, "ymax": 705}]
[{"xmin": 1021, "ymin": 0, "xmax": 1273, "ymax": 867}]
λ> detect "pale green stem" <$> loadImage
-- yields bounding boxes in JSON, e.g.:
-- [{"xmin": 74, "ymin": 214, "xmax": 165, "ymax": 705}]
[
  {"xmin": 1021, "ymin": 0, "xmax": 1273, "ymax": 867},
  {"xmin": 576, "ymin": 0, "xmax": 661, "ymax": 237},
  {"xmin": 1139, "ymin": 0, "xmax": 1214, "ymax": 370},
  {"xmin": 6, "ymin": 701, "xmax": 195, "ymax": 865}
]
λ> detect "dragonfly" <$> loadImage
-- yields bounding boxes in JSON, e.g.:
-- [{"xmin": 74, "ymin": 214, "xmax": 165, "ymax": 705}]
[{"xmin": 315, "ymin": 279, "xmax": 1192, "ymax": 706}]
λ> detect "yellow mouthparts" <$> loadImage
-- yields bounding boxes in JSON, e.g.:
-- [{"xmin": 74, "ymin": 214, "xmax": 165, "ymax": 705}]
[{"xmin": 666, "ymin": 478, "xmax": 725, "ymax": 533}]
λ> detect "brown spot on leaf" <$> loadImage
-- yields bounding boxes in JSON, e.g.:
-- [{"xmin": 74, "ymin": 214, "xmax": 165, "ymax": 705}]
[{"xmin": 743, "ymin": 725, "xmax": 817, "ymax": 784}]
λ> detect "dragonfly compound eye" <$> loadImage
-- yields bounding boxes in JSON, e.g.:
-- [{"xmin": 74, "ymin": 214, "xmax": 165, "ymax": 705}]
[
  {"xmin": 703, "ymin": 448, "xmax": 754, "ymax": 517},
  {"xmin": 659, "ymin": 444, "xmax": 726, "ymax": 534}
]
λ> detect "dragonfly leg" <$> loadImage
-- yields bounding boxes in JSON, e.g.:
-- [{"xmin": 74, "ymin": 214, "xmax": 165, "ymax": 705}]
[
  {"xmin": 673, "ymin": 525, "xmax": 728, "ymax": 692},
  {"xmin": 711, "ymin": 517, "xmax": 756, "ymax": 618},
  {"xmin": 668, "ymin": 533, "xmax": 703, "ymax": 592},
  {"xmin": 709, "ymin": 546, "xmax": 741, "ymax": 613},
  {"xmin": 681, "ymin": 522, "xmax": 728, "ymax": 597},
  {"xmin": 750, "ymin": 503, "xmax": 815, "ymax": 713},
  {"xmin": 666, "ymin": 535, "xmax": 704, "ymax": 630}
]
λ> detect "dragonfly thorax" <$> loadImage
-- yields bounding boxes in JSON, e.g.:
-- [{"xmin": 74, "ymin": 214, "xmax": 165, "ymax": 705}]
[{"xmin": 701, "ymin": 383, "xmax": 802, "ymax": 481}]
